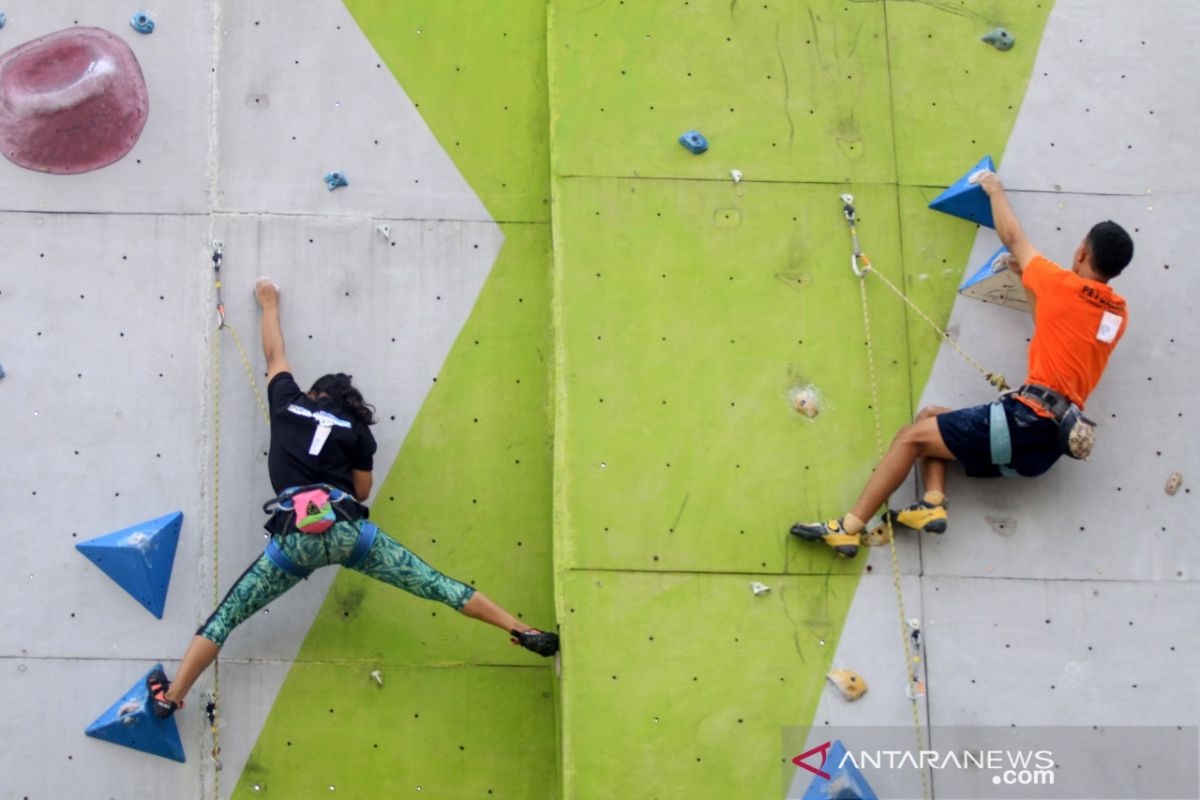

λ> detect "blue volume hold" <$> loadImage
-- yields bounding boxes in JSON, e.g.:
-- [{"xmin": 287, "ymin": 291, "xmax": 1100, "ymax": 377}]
[
  {"xmin": 800, "ymin": 739, "xmax": 877, "ymax": 799},
  {"xmin": 324, "ymin": 170, "xmax": 349, "ymax": 190},
  {"xmin": 960, "ymin": 245, "xmax": 1011, "ymax": 293},
  {"xmin": 75, "ymin": 511, "xmax": 183, "ymax": 619},
  {"xmin": 929, "ymin": 155, "xmax": 996, "ymax": 229},
  {"xmin": 678, "ymin": 130, "xmax": 708, "ymax": 154},
  {"xmin": 130, "ymin": 11, "xmax": 155, "ymax": 34},
  {"xmin": 85, "ymin": 664, "xmax": 186, "ymax": 762}
]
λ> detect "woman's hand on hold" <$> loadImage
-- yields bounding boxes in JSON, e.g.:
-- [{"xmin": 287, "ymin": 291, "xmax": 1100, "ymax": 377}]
[{"xmin": 255, "ymin": 277, "xmax": 280, "ymax": 308}]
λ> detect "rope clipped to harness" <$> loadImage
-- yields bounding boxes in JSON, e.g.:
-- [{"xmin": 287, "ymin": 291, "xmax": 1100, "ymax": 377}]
[{"xmin": 840, "ymin": 195, "xmax": 1009, "ymax": 393}]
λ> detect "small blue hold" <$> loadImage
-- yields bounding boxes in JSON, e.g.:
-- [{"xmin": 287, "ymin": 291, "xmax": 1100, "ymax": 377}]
[
  {"xmin": 981, "ymin": 27, "xmax": 1015, "ymax": 51},
  {"xmin": 0, "ymin": 12, "xmax": 8, "ymax": 29},
  {"xmin": 130, "ymin": 11, "xmax": 155, "ymax": 34},
  {"xmin": 0, "ymin": 364, "xmax": 5, "ymax": 379},
  {"xmin": 324, "ymin": 171, "xmax": 349, "ymax": 191},
  {"xmin": 678, "ymin": 130, "xmax": 708, "ymax": 155}
]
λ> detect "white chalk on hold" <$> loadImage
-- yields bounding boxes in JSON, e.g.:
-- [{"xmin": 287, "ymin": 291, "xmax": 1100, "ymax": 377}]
[
  {"xmin": 750, "ymin": 581, "xmax": 771, "ymax": 596},
  {"xmin": 967, "ymin": 169, "xmax": 991, "ymax": 185},
  {"xmin": 376, "ymin": 224, "xmax": 392, "ymax": 240},
  {"xmin": 790, "ymin": 385, "xmax": 821, "ymax": 418},
  {"xmin": 730, "ymin": 169, "xmax": 743, "ymax": 184},
  {"xmin": 991, "ymin": 251, "xmax": 1016, "ymax": 273},
  {"xmin": 121, "ymin": 532, "xmax": 152, "ymax": 549},
  {"xmin": 370, "ymin": 670, "xmax": 384, "ymax": 687}
]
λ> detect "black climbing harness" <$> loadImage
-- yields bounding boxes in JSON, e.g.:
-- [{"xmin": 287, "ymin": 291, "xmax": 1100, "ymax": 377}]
[
  {"xmin": 263, "ymin": 483, "xmax": 368, "ymax": 530},
  {"xmin": 1010, "ymin": 384, "xmax": 1096, "ymax": 461}
]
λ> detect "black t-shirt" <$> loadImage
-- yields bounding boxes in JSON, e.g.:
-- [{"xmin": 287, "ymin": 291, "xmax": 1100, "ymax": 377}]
[{"xmin": 267, "ymin": 372, "xmax": 377, "ymax": 497}]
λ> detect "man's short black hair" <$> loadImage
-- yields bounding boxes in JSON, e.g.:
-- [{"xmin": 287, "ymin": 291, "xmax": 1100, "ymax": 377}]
[{"xmin": 1086, "ymin": 220, "xmax": 1134, "ymax": 279}]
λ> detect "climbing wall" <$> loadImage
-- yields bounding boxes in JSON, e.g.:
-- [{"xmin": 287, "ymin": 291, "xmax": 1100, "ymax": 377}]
[
  {"xmin": 795, "ymin": 1, "xmax": 1200, "ymax": 798},
  {"xmin": 4, "ymin": 1, "xmax": 1198, "ymax": 799},
  {"xmin": 547, "ymin": 2, "xmax": 1054, "ymax": 798},
  {"xmin": 0, "ymin": 1, "xmax": 556, "ymax": 798}
]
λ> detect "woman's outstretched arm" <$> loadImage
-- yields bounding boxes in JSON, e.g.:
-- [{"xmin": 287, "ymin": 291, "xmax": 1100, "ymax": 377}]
[{"xmin": 256, "ymin": 277, "xmax": 291, "ymax": 383}]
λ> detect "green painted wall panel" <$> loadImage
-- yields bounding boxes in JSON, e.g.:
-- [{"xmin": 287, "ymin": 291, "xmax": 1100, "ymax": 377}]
[
  {"xmin": 554, "ymin": 176, "xmax": 911, "ymax": 574},
  {"xmin": 558, "ymin": 570, "xmax": 857, "ymax": 800},
  {"xmin": 897, "ymin": 185, "xmax": 992, "ymax": 410},
  {"xmin": 550, "ymin": 1, "xmax": 1054, "ymax": 798},
  {"xmin": 549, "ymin": 0, "xmax": 896, "ymax": 183},
  {"xmin": 234, "ymin": 665, "xmax": 556, "ymax": 799},
  {"xmin": 887, "ymin": 0, "xmax": 1054, "ymax": 186},
  {"xmin": 343, "ymin": 0, "xmax": 552, "ymax": 223}
]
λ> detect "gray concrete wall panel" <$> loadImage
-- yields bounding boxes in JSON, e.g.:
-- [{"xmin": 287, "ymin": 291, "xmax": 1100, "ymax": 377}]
[
  {"xmin": 925, "ymin": 576, "xmax": 1197, "ymax": 726},
  {"xmin": 0, "ymin": 212, "xmax": 210, "ymax": 657},
  {"xmin": 216, "ymin": 1, "xmax": 492, "ymax": 221},
  {"xmin": 9, "ymin": 657, "xmax": 207, "ymax": 799},
  {"xmin": 920, "ymin": 191, "xmax": 1197, "ymax": 583},
  {"xmin": 0, "ymin": 2, "xmax": 213, "ymax": 213},
  {"xmin": 1003, "ymin": 0, "xmax": 1200, "ymax": 195}
]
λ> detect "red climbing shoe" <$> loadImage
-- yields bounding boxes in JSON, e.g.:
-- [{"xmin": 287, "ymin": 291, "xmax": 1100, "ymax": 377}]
[
  {"xmin": 146, "ymin": 667, "xmax": 183, "ymax": 719},
  {"xmin": 511, "ymin": 629, "xmax": 560, "ymax": 657}
]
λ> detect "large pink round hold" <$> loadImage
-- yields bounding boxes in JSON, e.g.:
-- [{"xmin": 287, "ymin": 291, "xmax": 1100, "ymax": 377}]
[{"xmin": 0, "ymin": 27, "xmax": 149, "ymax": 174}]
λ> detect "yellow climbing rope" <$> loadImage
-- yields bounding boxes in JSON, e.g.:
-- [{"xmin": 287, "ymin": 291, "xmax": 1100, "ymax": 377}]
[
  {"xmin": 208, "ymin": 244, "xmax": 270, "ymax": 795},
  {"xmin": 842, "ymin": 195, "xmax": 937, "ymax": 800},
  {"xmin": 842, "ymin": 195, "xmax": 1009, "ymax": 393}
]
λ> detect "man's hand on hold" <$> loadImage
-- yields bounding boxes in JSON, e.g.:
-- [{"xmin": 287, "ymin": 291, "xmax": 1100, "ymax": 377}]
[{"xmin": 969, "ymin": 168, "xmax": 1003, "ymax": 197}]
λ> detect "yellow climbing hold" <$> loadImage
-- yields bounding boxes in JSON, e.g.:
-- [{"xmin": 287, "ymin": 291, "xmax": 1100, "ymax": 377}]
[{"xmin": 827, "ymin": 669, "xmax": 869, "ymax": 701}]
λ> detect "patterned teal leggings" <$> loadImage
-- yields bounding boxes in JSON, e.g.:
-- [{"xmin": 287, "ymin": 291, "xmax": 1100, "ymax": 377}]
[{"xmin": 198, "ymin": 520, "xmax": 476, "ymax": 646}]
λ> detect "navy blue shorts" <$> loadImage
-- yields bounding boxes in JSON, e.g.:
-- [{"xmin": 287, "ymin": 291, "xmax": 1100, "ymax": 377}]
[{"xmin": 936, "ymin": 397, "xmax": 1061, "ymax": 478}]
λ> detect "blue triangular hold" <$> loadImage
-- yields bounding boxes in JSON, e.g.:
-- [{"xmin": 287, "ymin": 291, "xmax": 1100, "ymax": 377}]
[
  {"xmin": 76, "ymin": 511, "xmax": 182, "ymax": 618},
  {"xmin": 801, "ymin": 739, "xmax": 877, "ymax": 800},
  {"xmin": 85, "ymin": 663, "xmax": 186, "ymax": 762},
  {"xmin": 959, "ymin": 246, "xmax": 1031, "ymax": 312},
  {"xmin": 929, "ymin": 155, "xmax": 996, "ymax": 228}
]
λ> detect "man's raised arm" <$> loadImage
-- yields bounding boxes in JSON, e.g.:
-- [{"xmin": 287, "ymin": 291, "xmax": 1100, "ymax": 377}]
[{"xmin": 971, "ymin": 169, "xmax": 1040, "ymax": 274}]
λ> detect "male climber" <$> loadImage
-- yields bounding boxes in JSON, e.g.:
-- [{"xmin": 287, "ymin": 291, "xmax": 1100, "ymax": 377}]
[{"xmin": 790, "ymin": 170, "xmax": 1133, "ymax": 557}]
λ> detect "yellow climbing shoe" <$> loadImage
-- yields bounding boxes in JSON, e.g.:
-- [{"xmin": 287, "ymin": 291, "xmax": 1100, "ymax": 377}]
[
  {"xmin": 789, "ymin": 518, "xmax": 860, "ymax": 558},
  {"xmin": 885, "ymin": 500, "xmax": 948, "ymax": 534}
]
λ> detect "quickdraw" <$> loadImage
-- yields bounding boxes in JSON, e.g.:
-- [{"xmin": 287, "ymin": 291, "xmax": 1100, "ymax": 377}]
[{"xmin": 840, "ymin": 195, "xmax": 1009, "ymax": 393}]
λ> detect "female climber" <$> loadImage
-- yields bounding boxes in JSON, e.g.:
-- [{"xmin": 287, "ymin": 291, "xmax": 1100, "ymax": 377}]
[{"xmin": 148, "ymin": 278, "xmax": 558, "ymax": 718}]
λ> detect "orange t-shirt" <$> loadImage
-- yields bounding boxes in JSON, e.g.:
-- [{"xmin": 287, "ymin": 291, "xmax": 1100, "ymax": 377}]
[{"xmin": 1017, "ymin": 255, "xmax": 1128, "ymax": 417}]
